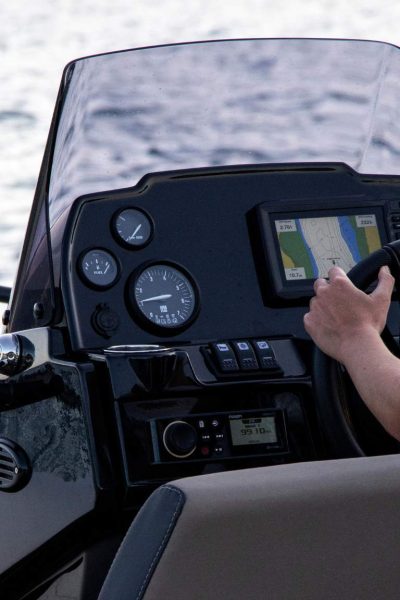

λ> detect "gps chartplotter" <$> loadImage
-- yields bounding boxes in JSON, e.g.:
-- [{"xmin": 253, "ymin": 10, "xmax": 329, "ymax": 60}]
[{"xmin": 256, "ymin": 198, "xmax": 388, "ymax": 302}]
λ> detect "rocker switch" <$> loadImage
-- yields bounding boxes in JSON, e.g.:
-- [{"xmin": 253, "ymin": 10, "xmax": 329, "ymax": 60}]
[
  {"xmin": 232, "ymin": 340, "xmax": 259, "ymax": 370},
  {"xmin": 252, "ymin": 340, "xmax": 281, "ymax": 372},
  {"xmin": 210, "ymin": 342, "xmax": 239, "ymax": 372}
]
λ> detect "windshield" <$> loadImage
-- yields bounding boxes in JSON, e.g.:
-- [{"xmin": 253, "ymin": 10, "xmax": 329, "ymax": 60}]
[
  {"xmin": 49, "ymin": 38, "xmax": 400, "ymax": 228},
  {"xmin": 9, "ymin": 38, "xmax": 400, "ymax": 332}
]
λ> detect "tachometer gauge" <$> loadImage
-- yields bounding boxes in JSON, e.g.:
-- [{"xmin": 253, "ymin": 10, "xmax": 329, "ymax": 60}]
[
  {"xmin": 128, "ymin": 263, "xmax": 199, "ymax": 332},
  {"xmin": 113, "ymin": 208, "xmax": 153, "ymax": 248},
  {"xmin": 79, "ymin": 249, "xmax": 119, "ymax": 288}
]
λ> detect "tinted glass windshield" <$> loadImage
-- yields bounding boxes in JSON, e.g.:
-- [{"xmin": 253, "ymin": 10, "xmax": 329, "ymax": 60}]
[
  {"xmin": 10, "ymin": 38, "xmax": 400, "ymax": 332},
  {"xmin": 49, "ymin": 38, "xmax": 400, "ymax": 228}
]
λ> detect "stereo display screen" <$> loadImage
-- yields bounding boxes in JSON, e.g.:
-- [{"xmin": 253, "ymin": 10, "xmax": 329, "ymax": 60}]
[{"xmin": 229, "ymin": 416, "xmax": 278, "ymax": 446}]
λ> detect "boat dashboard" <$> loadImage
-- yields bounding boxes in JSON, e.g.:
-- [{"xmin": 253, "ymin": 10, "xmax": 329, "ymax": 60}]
[
  {"xmin": 55, "ymin": 163, "xmax": 400, "ymax": 500},
  {"xmin": 64, "ymin": 163, "xmax": 399, "ymax": 350},
  {"xmin": 4, "ymin": 161, "xmax": 400, "ymax": 507}
]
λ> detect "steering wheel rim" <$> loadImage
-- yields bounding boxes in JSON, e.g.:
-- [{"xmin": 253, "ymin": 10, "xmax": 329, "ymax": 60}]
[{"xmin": 312, "ymin": 240, "xmax": 400, "ymax": 458}]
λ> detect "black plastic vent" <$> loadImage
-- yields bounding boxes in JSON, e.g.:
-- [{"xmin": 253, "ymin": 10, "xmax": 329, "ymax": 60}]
[{"xmin": 0, "ymin": 438, "xmax": 30, "ymax": 492}]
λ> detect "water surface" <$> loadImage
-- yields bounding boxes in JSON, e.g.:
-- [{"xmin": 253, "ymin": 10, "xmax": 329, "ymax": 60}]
[{"xmin": 1, "ymin": 0, "xmax": 400, "ymax": 287}]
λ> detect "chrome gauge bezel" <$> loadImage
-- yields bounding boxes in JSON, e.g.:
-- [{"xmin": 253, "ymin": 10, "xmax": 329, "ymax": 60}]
[
  {"xmin": 126, "ymin": 260, "xmax": 200, "ymax": 334},
  {"xmin": 111, "ymin": 207, "xmax": 154, "ymax": 249},
  {"xmin": 78, "ymin": 247, "xmax": 121, "ymax": 290}
]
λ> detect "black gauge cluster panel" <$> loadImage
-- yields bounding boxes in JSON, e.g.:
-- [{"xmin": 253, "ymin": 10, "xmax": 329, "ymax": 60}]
[{"xmin": 62, "ymin": 164, "xmax": 400, "ymax": 351}]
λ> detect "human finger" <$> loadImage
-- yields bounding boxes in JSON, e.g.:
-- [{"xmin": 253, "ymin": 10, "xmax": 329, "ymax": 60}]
[
  {"xmin": 327, "ymin": 265, "xmax": 347, "ymax": 281},
  {"xmin": 308, "ymin": 295, "xmax": 317, "ymax": 310},
  {"xmin": 303, "ymin": 310, "xmax": 312, "ymax": 332},
  {"xmin": 313, "ymin": 277, "xmax": 328, "ymax": 293},
  {"xmin": 371, "ymin": 265, "xmax": 394, "ymax": 299}
]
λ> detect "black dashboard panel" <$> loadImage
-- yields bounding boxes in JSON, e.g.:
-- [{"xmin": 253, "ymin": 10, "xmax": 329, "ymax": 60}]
[{"xmin": 62, "ymin": 164, "xmax": 400, "ymax": 351}]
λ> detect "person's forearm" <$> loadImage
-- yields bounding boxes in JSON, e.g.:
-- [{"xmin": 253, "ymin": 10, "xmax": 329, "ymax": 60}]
[{"xmin": 339, "ymin": 329, "xmax": 400, "ymax": 441}]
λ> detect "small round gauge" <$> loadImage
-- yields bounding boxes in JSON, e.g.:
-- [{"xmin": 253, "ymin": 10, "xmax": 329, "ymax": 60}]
[
  {"xmin": 113, "ymin": 208, "xmax": 153, "ymax": 248},
  {"xmin": 79, "ymin": 249, "xmax": 119, "ymax": 288},
  {"xmin": 128, "ymin": 263, "xmax": 199, "ymax": 331}
]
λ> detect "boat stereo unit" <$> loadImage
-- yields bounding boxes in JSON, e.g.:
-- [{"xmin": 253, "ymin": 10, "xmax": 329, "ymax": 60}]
[{"xmin": 150, "ymin": 409, "xmax": 288, "ymax": 464}]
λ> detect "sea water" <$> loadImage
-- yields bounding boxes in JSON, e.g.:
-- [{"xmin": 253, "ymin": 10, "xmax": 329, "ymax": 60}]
[{"xmin": 1, "ymin": 0, "xmax": 400, "ymax": 289}]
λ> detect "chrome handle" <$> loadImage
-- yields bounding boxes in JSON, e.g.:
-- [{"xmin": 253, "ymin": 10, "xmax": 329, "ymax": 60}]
[{"xmin": 0, "ymin": 334, "xmax": 34, "ymax": 376}]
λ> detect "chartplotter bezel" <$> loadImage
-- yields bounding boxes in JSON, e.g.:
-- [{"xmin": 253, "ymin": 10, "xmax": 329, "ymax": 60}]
[{"xmin": 256, "ymin": 197, "xmax": 389, "ymax": 303}]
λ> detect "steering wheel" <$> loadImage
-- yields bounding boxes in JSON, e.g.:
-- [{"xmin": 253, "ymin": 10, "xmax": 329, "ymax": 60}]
[{"xmin": 312, "ymin": 239, "xmax": 400, "ymax": 458}]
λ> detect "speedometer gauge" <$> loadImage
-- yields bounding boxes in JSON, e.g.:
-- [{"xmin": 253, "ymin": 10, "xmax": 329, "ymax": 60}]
[{"xmin": 128, "ymin": 263, "xmax": 199, "ymax": 332}]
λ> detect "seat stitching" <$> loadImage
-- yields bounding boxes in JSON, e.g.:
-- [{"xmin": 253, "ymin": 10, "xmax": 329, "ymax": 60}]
[{"xmin": 136, "ymin": 486, "xmax": 184, "ymax": 600}]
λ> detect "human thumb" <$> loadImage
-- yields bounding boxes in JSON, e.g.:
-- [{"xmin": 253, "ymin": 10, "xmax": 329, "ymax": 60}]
[{"xmin": 371, "ymin": 265, "xmax": 395, "ymax": 299}]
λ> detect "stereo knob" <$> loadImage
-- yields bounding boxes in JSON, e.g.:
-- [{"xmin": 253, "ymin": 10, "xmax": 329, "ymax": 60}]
[{"xmin": 163, "ymin": 420, "xmax": 198, "ymax": 458}]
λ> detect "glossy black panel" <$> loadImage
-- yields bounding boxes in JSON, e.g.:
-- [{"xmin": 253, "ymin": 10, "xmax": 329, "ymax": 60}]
[
  {"xmin": 0, "ymin": 364, "xmax": 96, "ymax": 575},
  {"xmin": 115, "ymin": 386, "xmax": 317, "ymax": 500},
  {"xmin": 63, "ymin": 164, "xmax": 400, "ymax": 351}
]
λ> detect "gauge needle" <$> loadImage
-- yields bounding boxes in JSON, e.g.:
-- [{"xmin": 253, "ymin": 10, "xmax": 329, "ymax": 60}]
[
  {"xmin": 129, "ymin": 224, "xmax": 142, "ymax": 240},
  {"xmin": 141, "ymin": 294, "xmax": 172, "ymax": 302}
]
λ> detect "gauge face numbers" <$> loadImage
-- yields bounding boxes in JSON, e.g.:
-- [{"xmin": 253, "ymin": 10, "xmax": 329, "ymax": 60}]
[
  {"xmin": 131, "ymin": 264, "xmax": 198, "ymax": 330},
  {"xmin": 113, "ymin": 208, "xmax": 153, "ymax": 248},
  {"xmin": 80, "ymin": 249, "xmax": 119, "ymax": 288}
]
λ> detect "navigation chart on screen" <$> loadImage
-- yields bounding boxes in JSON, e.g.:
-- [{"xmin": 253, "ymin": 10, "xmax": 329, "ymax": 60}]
[{"xmin": 275, "ymin": 214, "xmax": 382, "ymax": 280}]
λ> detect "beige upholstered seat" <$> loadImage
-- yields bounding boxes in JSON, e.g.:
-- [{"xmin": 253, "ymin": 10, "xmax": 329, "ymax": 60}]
[{"xmin": 99, "ymin": 455, "xmax": 400, "ymax": 599}]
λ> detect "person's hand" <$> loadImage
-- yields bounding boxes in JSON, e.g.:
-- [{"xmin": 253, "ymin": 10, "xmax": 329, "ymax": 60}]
[{"xmin": 303, "ymin": 265, "xmax": 394, "ymax": 363}]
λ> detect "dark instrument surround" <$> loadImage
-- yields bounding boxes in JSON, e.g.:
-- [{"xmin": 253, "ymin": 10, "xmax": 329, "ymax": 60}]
[{"xmin": 63, "ymin": 163, "xmax": 400, "ymax": 352}]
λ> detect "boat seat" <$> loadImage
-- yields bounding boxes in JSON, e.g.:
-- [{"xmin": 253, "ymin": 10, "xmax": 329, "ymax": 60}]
[{"xmin": 98, "ymin": 454, "xmax": 400, "ymax": 600}]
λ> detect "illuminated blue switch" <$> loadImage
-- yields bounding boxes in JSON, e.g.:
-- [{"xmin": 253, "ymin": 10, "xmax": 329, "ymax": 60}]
[
  {"xmin": 231, "ymin": 340, "xmax": 259, "ymax": 370},
  {"xmin": 210, "ymin": 342, "xmax": 239, "ymax": 372},
  {"xmin": 252, "ymin": 340, "xmax": 280, "ymax": 371}
]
